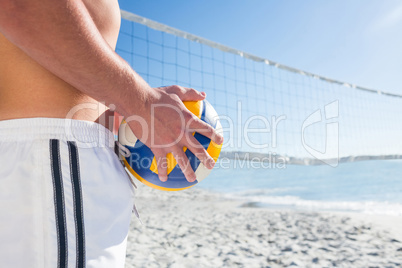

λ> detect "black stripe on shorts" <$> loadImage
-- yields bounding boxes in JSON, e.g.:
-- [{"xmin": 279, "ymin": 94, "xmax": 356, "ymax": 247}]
[
  {"xmin": 50, "ymin": 139, "xmax": 68, "ymax": 268},
  {"xmin": 68, "ymin": 141, "xmax": 86, "ymax": 268}
]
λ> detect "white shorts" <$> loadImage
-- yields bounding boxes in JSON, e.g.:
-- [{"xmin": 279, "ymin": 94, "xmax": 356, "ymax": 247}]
[{"xmin": 0, "ymin": 118, "xmax": 135, "ymax": 268}]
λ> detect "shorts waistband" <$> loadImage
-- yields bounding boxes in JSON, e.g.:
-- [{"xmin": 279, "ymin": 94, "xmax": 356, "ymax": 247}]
[{"xmin": 0, "ymin": 117, "xmax": 115, "ymax": 148}]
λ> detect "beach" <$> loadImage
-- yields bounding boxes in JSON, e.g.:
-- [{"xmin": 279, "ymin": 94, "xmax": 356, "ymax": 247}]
[{"xmin": 125, "ymin": 184, "xmax": 402, "ymax": 268}]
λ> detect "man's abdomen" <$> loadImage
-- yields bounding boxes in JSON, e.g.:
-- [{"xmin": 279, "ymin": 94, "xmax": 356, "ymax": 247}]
[{"xmin": 0, "ymin": 33, "xmax": 112, "ymax": 129}]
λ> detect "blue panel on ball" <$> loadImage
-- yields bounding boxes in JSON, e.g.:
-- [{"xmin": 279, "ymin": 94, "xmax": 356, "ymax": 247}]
[
  {"xmin": 125, "ymin": 141, "xmax": 154, "ymax": 179},
  {"xmin": 125, "ymin": 142, "xmax": 153, "ymax": 170},
  {"xmin": 201, "ymin": 100, "xmax": 218, "ymax": 128}
]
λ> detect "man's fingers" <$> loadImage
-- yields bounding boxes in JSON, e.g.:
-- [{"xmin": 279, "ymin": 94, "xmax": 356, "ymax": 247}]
[
  {"xmin": 189, "ymin": 118, "xmax": 223, "ymax": 145},
  {"xmin": 179, "ymin": 88, "xmax": 206, "ymax": 101},
  {"xmin": 164, "ymin": 85, "xmax": 206, "ymax": 101},
  {"xmin": 185, "ymin": 135, "xmax": 215, "ymax": 169},
  {"xmin": 154, "ymin": 152, "xmax": 168, "ymax": 182},
  {"xmin": 173, "ymin": 149, "xmax": 197, "ymax": 182}
]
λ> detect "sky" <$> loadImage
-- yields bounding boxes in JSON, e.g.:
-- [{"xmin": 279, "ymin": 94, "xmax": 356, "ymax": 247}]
[{"xmin": 118, "ymin": 0, "xmax": 402, "ymax": 95}]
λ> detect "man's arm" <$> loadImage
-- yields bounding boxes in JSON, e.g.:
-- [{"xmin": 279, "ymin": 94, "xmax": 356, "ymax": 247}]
[{"xmin": 0, "ymin": 0, "xmax": 223, "ymax": 182}]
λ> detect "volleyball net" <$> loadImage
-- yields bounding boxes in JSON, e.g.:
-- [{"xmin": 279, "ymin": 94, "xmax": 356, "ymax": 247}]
[{"xmin": 116, "ymin": 10, "xmax": 402, "ymax": 166}]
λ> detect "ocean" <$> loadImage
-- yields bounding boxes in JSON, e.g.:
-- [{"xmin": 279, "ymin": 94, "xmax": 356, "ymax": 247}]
[{"xmin": 197, "ymin": 159, "xmax": 402, "ymax": 216}]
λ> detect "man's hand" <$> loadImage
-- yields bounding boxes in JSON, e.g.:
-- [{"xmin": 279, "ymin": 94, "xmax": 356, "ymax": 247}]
[{"xmin": 126, "ymin": 85, "xmax": 223, "ymax": 183}]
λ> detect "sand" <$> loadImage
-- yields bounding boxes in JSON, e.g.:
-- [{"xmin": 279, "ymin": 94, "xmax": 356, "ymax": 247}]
[{"xmin": 125, "ymin": 184, "xmax": 402, "ymax": 268}]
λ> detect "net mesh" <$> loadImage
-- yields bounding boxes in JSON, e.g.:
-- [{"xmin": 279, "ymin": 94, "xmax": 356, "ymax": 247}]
[{"xmin": 116, "ymin": 10, "xmax": 402, "ymax": 165}]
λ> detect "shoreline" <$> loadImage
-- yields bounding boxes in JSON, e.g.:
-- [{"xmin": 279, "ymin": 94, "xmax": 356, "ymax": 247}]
[{"xmin": 125, "ymin": 185, "xmax": 402, "ymax": 267}]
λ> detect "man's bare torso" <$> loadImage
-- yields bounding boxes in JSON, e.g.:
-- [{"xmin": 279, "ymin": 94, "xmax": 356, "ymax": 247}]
[{"xmin": 0, "ymin": 0, "xmax": 121, "ymax": 129}]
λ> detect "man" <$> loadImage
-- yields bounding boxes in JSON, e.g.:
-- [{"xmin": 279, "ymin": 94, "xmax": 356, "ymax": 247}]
[{"xmin": 0, "ymin": 1, "xmax": 223, "ymax": 267}]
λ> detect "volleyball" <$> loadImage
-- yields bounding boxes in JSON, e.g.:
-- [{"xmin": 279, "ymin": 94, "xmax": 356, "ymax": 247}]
[{"xmin": 118, "ymin": 99, "xmax": 222, "ymax": 191}]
